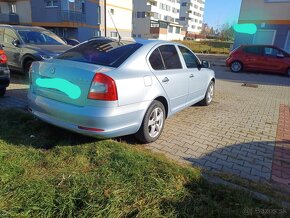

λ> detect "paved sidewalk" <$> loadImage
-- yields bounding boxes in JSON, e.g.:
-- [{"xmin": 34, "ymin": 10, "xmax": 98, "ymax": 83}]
[
  {"xmin": 0, "ymin": 83, "xmax": 28, "ymax": 109},
  {"xmin": 145, "ymin": 78, "xmax": 290, "ymax": 189},
  {"xmin": 272, "ymin": 105, "xmax": 290, "ymax": 191}
]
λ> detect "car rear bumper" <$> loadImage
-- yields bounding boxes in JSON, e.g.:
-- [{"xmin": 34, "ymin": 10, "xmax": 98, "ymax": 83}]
[{"xmin": 27, "ymin": 91, "xmax": 150, "ymax": 138}]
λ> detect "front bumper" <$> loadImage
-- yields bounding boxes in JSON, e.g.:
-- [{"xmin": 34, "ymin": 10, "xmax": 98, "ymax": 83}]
[{"xmin": 28, "ymin": 91, "xmax": 150, "ymax": 138}]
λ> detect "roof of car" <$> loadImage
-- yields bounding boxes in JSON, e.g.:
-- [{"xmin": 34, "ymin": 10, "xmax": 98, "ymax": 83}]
[
  {"xmin": 241, "ymin": 44, "xmax": 278, "ymax": 48},
  {"xmin": 0, "ymin": 25, "xmax": 45, "ymax": 30}
]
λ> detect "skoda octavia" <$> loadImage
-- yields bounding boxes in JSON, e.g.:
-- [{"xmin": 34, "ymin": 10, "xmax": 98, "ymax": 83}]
[{"xmin": 28, "ymin": 38, "xmax": 215, "ymax": 143}]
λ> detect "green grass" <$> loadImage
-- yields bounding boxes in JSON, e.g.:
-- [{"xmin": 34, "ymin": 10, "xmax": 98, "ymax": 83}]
[
  {"xmin": 0, "ymin": 109, "xmax": 288, "ymax": 217},
  {"xmin": 176, "ymin": 40, "xmax": 232, "ymax": 54}
]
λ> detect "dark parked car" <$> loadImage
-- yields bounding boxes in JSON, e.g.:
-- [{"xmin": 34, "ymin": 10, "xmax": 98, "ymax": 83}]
[
  {"xmin": 0, "ymin": 45, "xmax": 10, "ymax": 96},
  {"xmin": 226, "ymin": 45, "xmax": 290, "ymax": 76},
  {"xmin": 0, "ymin": 25, "xmax": 72, "ymax": 74}
]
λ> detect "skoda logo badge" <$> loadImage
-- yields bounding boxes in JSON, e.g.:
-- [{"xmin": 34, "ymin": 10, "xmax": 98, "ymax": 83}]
[{"xmin": 50, "ymin": 67, "xmax": 56, "ymax": 74}]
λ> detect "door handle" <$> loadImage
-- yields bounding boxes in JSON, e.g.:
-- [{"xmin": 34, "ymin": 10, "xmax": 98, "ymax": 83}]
[
  {"xmin": 189, "ymin": 74, "xmax": 194, "ymax": 78},
  {"xmin": 162, "ymin": 77, "xmax": 169, "ymax": 83}
]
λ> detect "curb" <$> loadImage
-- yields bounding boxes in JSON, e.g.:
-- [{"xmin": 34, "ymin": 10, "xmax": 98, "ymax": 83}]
[{"xmin": 204, "ymin": 173, "xmax": 290, "ymax": 210}]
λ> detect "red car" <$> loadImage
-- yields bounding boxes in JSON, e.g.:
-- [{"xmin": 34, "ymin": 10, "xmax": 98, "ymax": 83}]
[{"xmin": 226, "ymin": 45, "xmax": 290, "ymax": 77}]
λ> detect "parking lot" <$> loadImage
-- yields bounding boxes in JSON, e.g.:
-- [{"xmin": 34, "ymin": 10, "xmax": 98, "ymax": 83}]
[{"xmin": 1, "ymin": 61, "xmax": 290, "ymax": 193}]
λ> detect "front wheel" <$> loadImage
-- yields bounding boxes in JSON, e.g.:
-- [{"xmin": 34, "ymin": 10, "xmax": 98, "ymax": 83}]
[
  {"xmin": 287, "ymin": 67, "xmax": 290, "ymax": 77},
  {"xmin": 0, "ymin": 87, "xmax": 6, "ymax": 97},
  {"xmin": 135, "ymin": 100, "xmax": 165, "ymax": 144},
  {"xmin": 200, "ymin": 81, "xmax": 214, "ymax": 106},
  {"xmin": 23, "ymin": 59, "xmax": 34, "ymax": 75}
]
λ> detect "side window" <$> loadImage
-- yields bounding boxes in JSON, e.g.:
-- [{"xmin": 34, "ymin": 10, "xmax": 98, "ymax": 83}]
[
  {"xmin": 264, "ymin": 47, "xmax": 283, "ymax": 57},
  {"xmin": 149, "ymin": 48, "xmax": 165, "ymax": 70},
  {"xmin": 178, "ymin": 46, "xmax": 199, "ymax": 68},
  {"xmin": 4, "ymin": 28, "xmax": 18, "ymax": 44},
  {"xmin": 159, "ymin": 45, "xmax": 182, "ymax": 70},
  {"xmin": 243, "ymin": 46, "xmax": 261, "ymax": 55}
]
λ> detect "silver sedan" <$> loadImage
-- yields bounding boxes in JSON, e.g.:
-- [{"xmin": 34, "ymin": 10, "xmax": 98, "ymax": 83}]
[{"xmin": 28, "ymin": 38, "xmax": 215, "ymax": 143}]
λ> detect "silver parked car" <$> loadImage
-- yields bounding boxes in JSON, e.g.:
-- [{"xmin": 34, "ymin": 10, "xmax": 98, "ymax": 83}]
[{"xmin": 28, "ymin": 38, "xmax": 215, "ymax": 143}]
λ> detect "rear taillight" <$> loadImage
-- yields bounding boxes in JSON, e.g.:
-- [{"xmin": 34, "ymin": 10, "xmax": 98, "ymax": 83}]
[
  {"xmin": 88, "ymin": 73, "xmax": 118, "ymax": 101},
  {"xmin": 0, "ymin": 50, "xmax": 7, "ymax": 64}
]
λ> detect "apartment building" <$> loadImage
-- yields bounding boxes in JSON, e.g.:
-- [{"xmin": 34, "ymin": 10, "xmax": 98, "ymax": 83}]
[
  {"xmin": 0, "ymin": 0, "xmax": 133, "ymax": 42},
  {"xmin": 234, "ymin": 0, "xmax": 290, "ymax": 53},
  {"xmin": 102, "ymin": 0, "xmax": 133, "ymax": 38},
  {"xmin": 133, "ymin": 0, "xmax": 185, "ymax": 40},
  {"xmin": 0, "ymin": 0, "xmax": 32, "ymax": 25},
  {"xmin": 179, "ymin": 0, "xmax": 205, "ymax": 39}
]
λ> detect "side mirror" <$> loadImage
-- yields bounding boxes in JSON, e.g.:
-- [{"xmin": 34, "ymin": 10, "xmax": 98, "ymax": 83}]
[
  {"xmin": 201, "ymin": 60, "xmax": 210, "ymax": 68},
  {"xmin": 277, "ymin": 53, "xmax": 284, "ymax": 58},
  {"xmin": 12, "ymin": 39, "xmax": 20, "ymax": 47}
]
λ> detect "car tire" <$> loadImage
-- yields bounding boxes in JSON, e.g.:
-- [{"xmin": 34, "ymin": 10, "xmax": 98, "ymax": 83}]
[
  {"xmin": 23, "ymin": 59, "xmax": 34, "ymax": 75},
  {"xmin": 230, "ymin": 61, "xmax": 243, "ymax": 73},
  {"xmin": 135, "ymin": 100, "xmax": 165, "ymax": 144},
  {"xmin": 200, "ymin": 81, "xmax": 214, "ymax": 106},
  {"xmin": 0, "ymin": 87, "xmax": 6, "ymax": 97},
  {"xmin": 287, "ymin": 67, "xmax": 290, "ymax": 77}
]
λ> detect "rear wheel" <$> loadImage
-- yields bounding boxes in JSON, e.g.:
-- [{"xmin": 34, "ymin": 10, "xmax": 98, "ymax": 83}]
[
  {"xmin": 135, "ymin": 100, "xmax": 165, "ymax": 144},
  {"xmin": 287, "ymin": 68, "xmax": 290, "ymax": 77},
  {"xmin": 200, "ymin": 81, "xmax": 214, "ymax": 106},
  {"xmin": 230, "ymin": 61, "xmax": 243, "ymax": 72},
  {"xmin": 0, "ymin": 87, "xmax": 6, "ymax": 97}
]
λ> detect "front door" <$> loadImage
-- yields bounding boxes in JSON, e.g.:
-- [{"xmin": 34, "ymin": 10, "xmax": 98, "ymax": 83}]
[
  {"xmin": 262, "ymin": 46, "xmax": 287, "ymax": 73},
  {"xmin": 178, "ymin": 45, "xmax": 208, "ymax": 103}
]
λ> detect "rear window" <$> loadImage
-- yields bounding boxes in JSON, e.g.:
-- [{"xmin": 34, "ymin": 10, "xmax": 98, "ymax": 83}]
[
  {"xmin": 57, "ymin": 39, "xmax": 142, "ymax": 68},
  {"xmin": 243, "ymin": 46, "xmax": 261, "ymax": 55}
]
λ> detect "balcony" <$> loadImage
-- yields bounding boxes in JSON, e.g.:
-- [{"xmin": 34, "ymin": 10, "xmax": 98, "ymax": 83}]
[
  {"xmin": 0, "ymin": 13, "xmax": 19, "ymax": 24},
  {"xmin": 58, "ymin": 10, "xmax": 86, "ymax": 23}
]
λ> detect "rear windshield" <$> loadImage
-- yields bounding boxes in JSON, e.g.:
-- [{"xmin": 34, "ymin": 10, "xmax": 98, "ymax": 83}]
[{"xmin": 57, "ymin": 39, "xmax": 143, "ymax": 68}]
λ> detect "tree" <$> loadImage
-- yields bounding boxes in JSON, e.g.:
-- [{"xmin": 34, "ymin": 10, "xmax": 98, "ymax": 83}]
[{"xmin": 220, "ymin": 23, "xmax": 235, "ymax": 41}]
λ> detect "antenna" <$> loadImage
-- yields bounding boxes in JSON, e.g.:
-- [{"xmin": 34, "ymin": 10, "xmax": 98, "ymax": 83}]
[{"xmin": 108, "ymin": 10, "xmax": 122, "ymax": 42}]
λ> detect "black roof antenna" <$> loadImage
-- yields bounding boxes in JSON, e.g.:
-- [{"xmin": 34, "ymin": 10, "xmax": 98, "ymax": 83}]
[{"xmin": 108, "ymin": 10, "xmax": 122, "ymax": 43}]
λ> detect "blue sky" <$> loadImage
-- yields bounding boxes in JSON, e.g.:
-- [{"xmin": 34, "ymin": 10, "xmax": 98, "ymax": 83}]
[{"xmin": 203, "ymin": 0, "xmax": 242, "ymax": 29}]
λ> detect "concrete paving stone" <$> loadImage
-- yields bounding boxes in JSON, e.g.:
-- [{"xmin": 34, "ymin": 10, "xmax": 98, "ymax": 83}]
[
  {"xmin": 204, "ymin": 160, "xmax": 222, "ymax": 170},
  {"xmin": 233, "ymin": 163, "xmax": 252, "ymax": 174}
]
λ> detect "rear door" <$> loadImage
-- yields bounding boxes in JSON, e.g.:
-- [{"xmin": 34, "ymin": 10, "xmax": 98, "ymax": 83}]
[
  {"xmin": 149, "ymin": 45, "xmax": 189, "ymax": 113},
  {"xmin": 242, "ymin": 46, "xmax": 264, "ymax": 70}
]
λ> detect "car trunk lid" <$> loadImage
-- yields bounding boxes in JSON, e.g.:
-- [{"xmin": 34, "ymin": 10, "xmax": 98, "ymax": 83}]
[{"xmin": 30, "ymin": 59, "xmax": 114, "ymax": 106}]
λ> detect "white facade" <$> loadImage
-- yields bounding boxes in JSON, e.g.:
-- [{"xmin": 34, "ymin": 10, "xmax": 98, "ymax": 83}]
[
  {"xmin": 100, "ymin": 0, "xmax": 133, "ymax": 38},
  {"xmin": 179, "ymin": 0, "xmax": 205, "ymax": 38},
  {"xmin": 133, "ymin": 0, "xmax": 185, "ymax": 41}
]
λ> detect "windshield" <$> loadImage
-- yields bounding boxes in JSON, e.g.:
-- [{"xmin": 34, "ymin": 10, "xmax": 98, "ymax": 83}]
[
  {"xmin": 57, "ymin": 39, "xmax": 143, "ymax": 67},
  {"xmin": 17, "ymin": 30, "xmax": 66, "ymax": 45}
]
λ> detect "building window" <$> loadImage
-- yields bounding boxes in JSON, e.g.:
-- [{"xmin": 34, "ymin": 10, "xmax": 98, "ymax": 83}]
[
  {"xmin": 9, "ymin": 3, "xmax": 17, "ymax": 13},
  {"xmin": 168, "ymin": 26, "xmax": 173, "ymax": 33},
  {"xmin": 111, "ymin": 32, "xmax": 118, "ymax": 38},
  {"xmin": 110, "ymin": 8, "xmax": 114, "ymax": 15},
  {"xmin": 265, "ymin": 0, "xmax": 290, "ymax": 2},
  {"xmin": 94, "ymin": 30, "xmax": 101, "ymax": 37},
  {"xmin": 97, "ymin": 6, "xmax": 101, "ymax": 24},
  {"xmin": 175, "ymin": 27, "xmax": 181, "ymax": 34},
  {"xmin": 45, "ymin": 0, "xmax": 58, "ymax": 8}
]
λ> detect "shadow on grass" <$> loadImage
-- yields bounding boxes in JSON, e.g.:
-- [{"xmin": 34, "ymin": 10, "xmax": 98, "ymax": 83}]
[
  {"xmin": 0, "ymin": 108, "xmax": 101, "ymax": 149},
  {"xmin": 1, "ymin": 108, "xmax": 290, "ymax": 216}
]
